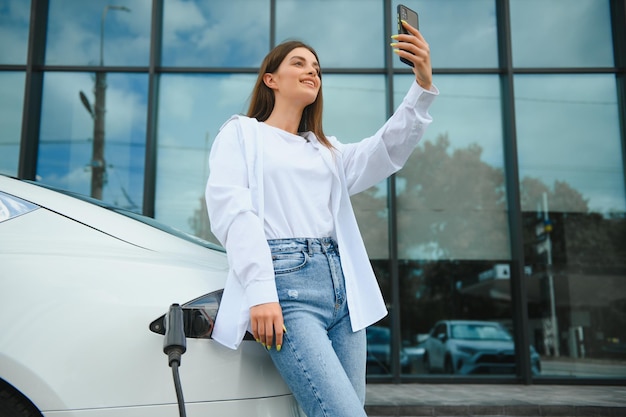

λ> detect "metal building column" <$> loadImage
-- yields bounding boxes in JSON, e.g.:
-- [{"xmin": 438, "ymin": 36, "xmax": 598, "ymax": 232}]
[
  {"xmin": 496, "ymin": 0, "xmax": 532, "ymax": 384},
  {"xmin": 18, "ymin": 0, "xmax": 49, "ymax": 180}
]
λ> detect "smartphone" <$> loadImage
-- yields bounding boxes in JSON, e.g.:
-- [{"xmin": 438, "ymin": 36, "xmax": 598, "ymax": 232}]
[{"xmin": 397, "ymin": 4, "xmax": 419, "ymax": 67}]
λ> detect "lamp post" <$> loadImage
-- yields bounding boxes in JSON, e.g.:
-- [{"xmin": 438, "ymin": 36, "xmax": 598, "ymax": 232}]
[{"xmin": 90, "ymin": 5, "xmax": 130, "ymax": 199}]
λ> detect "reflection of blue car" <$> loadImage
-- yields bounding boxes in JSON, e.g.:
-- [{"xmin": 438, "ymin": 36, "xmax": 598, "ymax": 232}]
[
  {"xmin": 422, "ymin": 320, "xmax": 541, "ymax": 375},
  {"xmin": 366, "ymin": 326, "xmax": 409, "ymax": 374}
]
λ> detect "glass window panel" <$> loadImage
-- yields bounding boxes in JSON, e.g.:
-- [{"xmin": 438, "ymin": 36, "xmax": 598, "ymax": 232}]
[
  {"xmin": 276, "ymin": 0, "xmax": 384, "ymax": 68},
  {"xmin": 0, "ymin": 0, "xmax": 31, "ymax": 65},
  {"xmin": 0, "ymin": 72, "xmax": 26, "ymax": 176},
  {"xmin": 161, "ymin": 0, "xmax": 269, "ymax": 67},
  {"xmin": 395, "ymin": 74, "xmax": 510, "ymax": 261},
  {"xmin": 395, "ymin": 75, "xmax": 516, "ymax": 377},
  {"xmin": 155, "ymin": 74, "xmax": 256, "ymax": 241},
  {"xmin": 45, "ymin": 0, "xmax": 151, "ymax": 66},
  {"xmin": 38, "ymin": 72, "xmax": 148, "ymax": 211},
  {"xmin": 392, "ymin": 0, "xmax": 498, "ymax": 69},
  {"xmin": 510, "ymin": 0, "xmax": 614, "ymax": 68},
  {"xmin": 323, "ymin": 74, "xmax": 387, "ymax": 258},
  {"xmin": 516, "ymin": 74, "xmax": 624, "ymax": 214},
  {"xmin": 516, "ymin": 74, "xmax": 626, "ymax": 379}
]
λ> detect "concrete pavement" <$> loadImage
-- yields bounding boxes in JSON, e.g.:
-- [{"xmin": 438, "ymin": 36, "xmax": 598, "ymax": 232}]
[{"xmin": 364, "ymin": 383, "xmax": 626, "ymax": 416}]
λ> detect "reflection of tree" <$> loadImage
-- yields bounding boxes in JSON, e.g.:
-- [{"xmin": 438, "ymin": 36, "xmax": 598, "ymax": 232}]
[
  {"xmin": 359, "ymin": 133, "xmax": 625, "ymax": 359},
  {"xmin": 397, "ymin": 134, "xmax": 508, "ymax": 260},
  {"xmin": 188, "ymin": 197, "xmax": 220, "ymax": 246}
]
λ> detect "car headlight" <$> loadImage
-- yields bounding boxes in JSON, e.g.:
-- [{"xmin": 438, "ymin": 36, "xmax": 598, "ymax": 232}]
[
  {"xmin": 0, "ymin": 191, "xmax": 39, "ymax": 223},
  {"xmin": 456, "ymin": 345, "xmax": 477, "ymax": 355}
]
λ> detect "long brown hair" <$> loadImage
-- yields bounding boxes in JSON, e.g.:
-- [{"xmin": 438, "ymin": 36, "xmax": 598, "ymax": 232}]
[{"xmin": 247, "ymin": 41, "xmax": 332, "ymax": 149}]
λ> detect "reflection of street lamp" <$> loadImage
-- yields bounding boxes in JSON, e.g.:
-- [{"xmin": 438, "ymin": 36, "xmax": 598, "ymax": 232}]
[{"xmin": 88, "ymin": 5, "xmax": 130, "ymax": 199}]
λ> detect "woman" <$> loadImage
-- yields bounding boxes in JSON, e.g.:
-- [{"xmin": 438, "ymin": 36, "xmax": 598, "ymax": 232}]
[{"xmin": 206, "ymin": 21, "xmax": 437, "ymax": 417}]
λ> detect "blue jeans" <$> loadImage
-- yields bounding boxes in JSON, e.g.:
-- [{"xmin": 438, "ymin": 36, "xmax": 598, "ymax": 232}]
[{"xmin": 267, "ymin": 237, "xmax": 367, "ymax": 417}]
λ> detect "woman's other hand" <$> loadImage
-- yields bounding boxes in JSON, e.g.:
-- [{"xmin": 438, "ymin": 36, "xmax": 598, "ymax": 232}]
[
  {"xmin": 391, "ymin": 20, "xmax": 433, "ymax": 90},
  {"xmin": 250, "ymin": 302, "xmax": 285, "ymax": 351}
]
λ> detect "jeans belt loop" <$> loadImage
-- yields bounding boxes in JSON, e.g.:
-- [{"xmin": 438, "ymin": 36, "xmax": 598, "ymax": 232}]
[{"xmin": 306, "ymin": 238, "xmax": 314, "ymax": 256}]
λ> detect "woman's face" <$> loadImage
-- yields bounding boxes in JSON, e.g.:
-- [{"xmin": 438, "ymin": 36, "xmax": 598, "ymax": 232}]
[{"xmin": 265, "ymin": 47, "xmax": 321, "ymax": 107}]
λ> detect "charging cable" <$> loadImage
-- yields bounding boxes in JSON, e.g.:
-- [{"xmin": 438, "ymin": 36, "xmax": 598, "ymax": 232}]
[{"xmin": 163, "ymin": 303, "xmax": 187, "ymax": 417}]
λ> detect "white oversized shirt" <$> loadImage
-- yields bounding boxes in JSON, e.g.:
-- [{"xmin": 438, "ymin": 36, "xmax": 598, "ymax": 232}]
[{"xmin": 206, "ymin": 80, "xmax": 438, "ymax": 349}]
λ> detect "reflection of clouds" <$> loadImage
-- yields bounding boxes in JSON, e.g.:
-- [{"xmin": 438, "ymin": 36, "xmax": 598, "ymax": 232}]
[
  {"xmin": 38, "ymin": 72, "xmax": 147, "ymax": 207},
  {"xmin": 0, "ymin": 73, "xmax": 25, "ymax": 144},
  {"xmin": 276, "ymin": 0, "xmax": 383, "ymax": 68},
  {"xmin": 394, "ymin": 0, "xmax": 498, "ymax": 68},
  {"xmin": 41, "ymin": 73, "xmax": 94, "ymax": 140},
  {"xmin": 0, "ymin": 0, "xmax": 31, "ymax": 64},
  {"xmin": 322, "ymin": 75, "xmax": 386, "ymax": 142},
  {"xmin": 41, "ymin": 73, "xmax": 147, "ymax": 144},
  {"xmin": 510, "ymin": 0, "xmax": 613, "ymax": 67},
  {"xmin": 46, "ymin": 0, "xmax": 151, "ymax": 66},
  {"xmin": 515, "ymin": 74, "xmax": 624, "ymax": 213},
  {"xmin": 155, "ymin": 74, "xmax": 256, "ymax": 230},
  {"xmin": 158, "ymin": 74, "xmax": 254, "ymax": 147},
  {"xmin": 408, "ymin": 74, "xmax": 504, "ymax": 167},
  {"xmin": 162, "ymin": 0, "xmax": 207, "ymax": 44},
  {"xmin": 162, "ymin": 0, "xmax": 269, "ymax": 67},
  {"xmin": 0, "ymin": 72, "xmax": 24, "ymax": 174},
  {"xmin": 104, "ymin": 76, "xmax": 148, "ymax": 141}
]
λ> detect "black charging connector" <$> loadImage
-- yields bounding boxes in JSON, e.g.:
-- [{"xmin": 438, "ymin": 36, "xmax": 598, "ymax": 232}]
[{"xmin": 163, "ymin": 303, "xmax": 187, "ymax": 417}]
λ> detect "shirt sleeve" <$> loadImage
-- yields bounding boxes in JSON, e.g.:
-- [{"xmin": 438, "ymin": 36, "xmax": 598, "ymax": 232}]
[
  {"xmin": 205, "ymin": 119, "xmax": 278, "ymax": 309},
  {"xmin": 335, "ymin": 81, "xmax": 439, "ymax": 195}
]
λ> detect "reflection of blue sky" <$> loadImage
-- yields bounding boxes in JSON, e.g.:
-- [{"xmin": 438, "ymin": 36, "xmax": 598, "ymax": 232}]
[
  {"xmin": 0, "ymin": 0, "xmax": 30, "ymax": 65},
  {"xmin": 162, "ymin": 0, "xmax": 269, "ymax": 67},
  {"xmin": 155, "ymin": 74, "xmax": 257, "ymax": 230},
  {"xmin": 510, "ymin": 0, "xmax": 613, "ymax": 67},
  {"xmin": 392, "ymin": 0, "xmax": 498, "ymax": 68},
  {"xmin": 0, "ymin": 72, "xmax": 25, "ymax": 176},
  {"xmin": 38, "ymin": 72, "xmax": 148, "ymax": 209},
  {"xmin": 515, "ymin": 74, "xmax": 624, "ymax": 213},
  {"xmin": 1, "ymin": 0, "xmax": 623, "ymax": 230},
  {"xmin": 402, "ymin": 74, "xmax": 504, "ymax": 167},
  {"xmin": 323, "ymin": 75, "xmax": 387, "ymax": 142},
  {"xmin": 46, "ymin": 0, "xmax": 151, "ymax": 66},
  {"xmin": 276, "ymin": 0, "xmax": 384, "ymax": 68}
]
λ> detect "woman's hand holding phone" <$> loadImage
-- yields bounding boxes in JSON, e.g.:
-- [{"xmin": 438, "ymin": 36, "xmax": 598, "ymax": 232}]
[{"xmin": 391, "ymin": 20, "xmax": 433, "ymax": 91}]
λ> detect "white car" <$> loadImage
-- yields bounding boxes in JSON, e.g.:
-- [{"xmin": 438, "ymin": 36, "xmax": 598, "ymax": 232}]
[
  {"xmin": 422, "ymin": 320, "xmax": 541, "ymax": 375},
  {"xmin": 0, "ymin": 175, "xmax": 303, "ymax": 417}
]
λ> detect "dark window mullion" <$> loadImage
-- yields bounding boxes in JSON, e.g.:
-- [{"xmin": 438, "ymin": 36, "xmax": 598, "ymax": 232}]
[
  {"xmin": 497, "ymin": 0, "xmax": 532, "ymax": 384},
  {"xmin": 610, "ymin": 0, "xmax": 626, "ymax": 211},
  {"xmin": 142, "ymin": 0, "xmax": 164, "ymax": 217},
  {"xmin": 18, "ymin": 0, "xmax": 49, "ymax": 180}
]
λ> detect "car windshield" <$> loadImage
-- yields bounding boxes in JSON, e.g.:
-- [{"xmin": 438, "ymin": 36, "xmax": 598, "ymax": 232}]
[
  {"xmin": 451, "ymin": 324, "xmax": 512, "ymax": 341},
  {"xmin": 25, "ymin": 180, "xmax": 224, "ymax": 252}
]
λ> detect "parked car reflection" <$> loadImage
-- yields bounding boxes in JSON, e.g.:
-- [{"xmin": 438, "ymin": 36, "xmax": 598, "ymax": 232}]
[
  {"xmin": 422, "ymin": 320, "xmax": 541, "ymax": 375},
  {"xmin": 366, "ymin": 326, "xmax": 410, "ymax": 374}
]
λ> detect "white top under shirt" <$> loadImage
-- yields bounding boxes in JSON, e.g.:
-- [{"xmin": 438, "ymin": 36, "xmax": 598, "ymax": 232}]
[
  {"xmin": 259, "ymin": 122, "xmax": 334, "ymax": 239},
  {"xmin": 207, "ymin": 80, "xmax": 439, "ymax": 349}
]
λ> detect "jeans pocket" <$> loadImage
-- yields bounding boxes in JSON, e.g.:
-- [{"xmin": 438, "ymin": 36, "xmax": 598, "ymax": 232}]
[{"xmin": 272, "ymin": 251, "xmax": 309, "ymax": 275}]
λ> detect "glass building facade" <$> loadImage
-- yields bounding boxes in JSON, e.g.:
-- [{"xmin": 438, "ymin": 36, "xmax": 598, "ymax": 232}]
[{"xmin": 1, "ymin": 0, "xmax": 625, "ymax": 384}]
